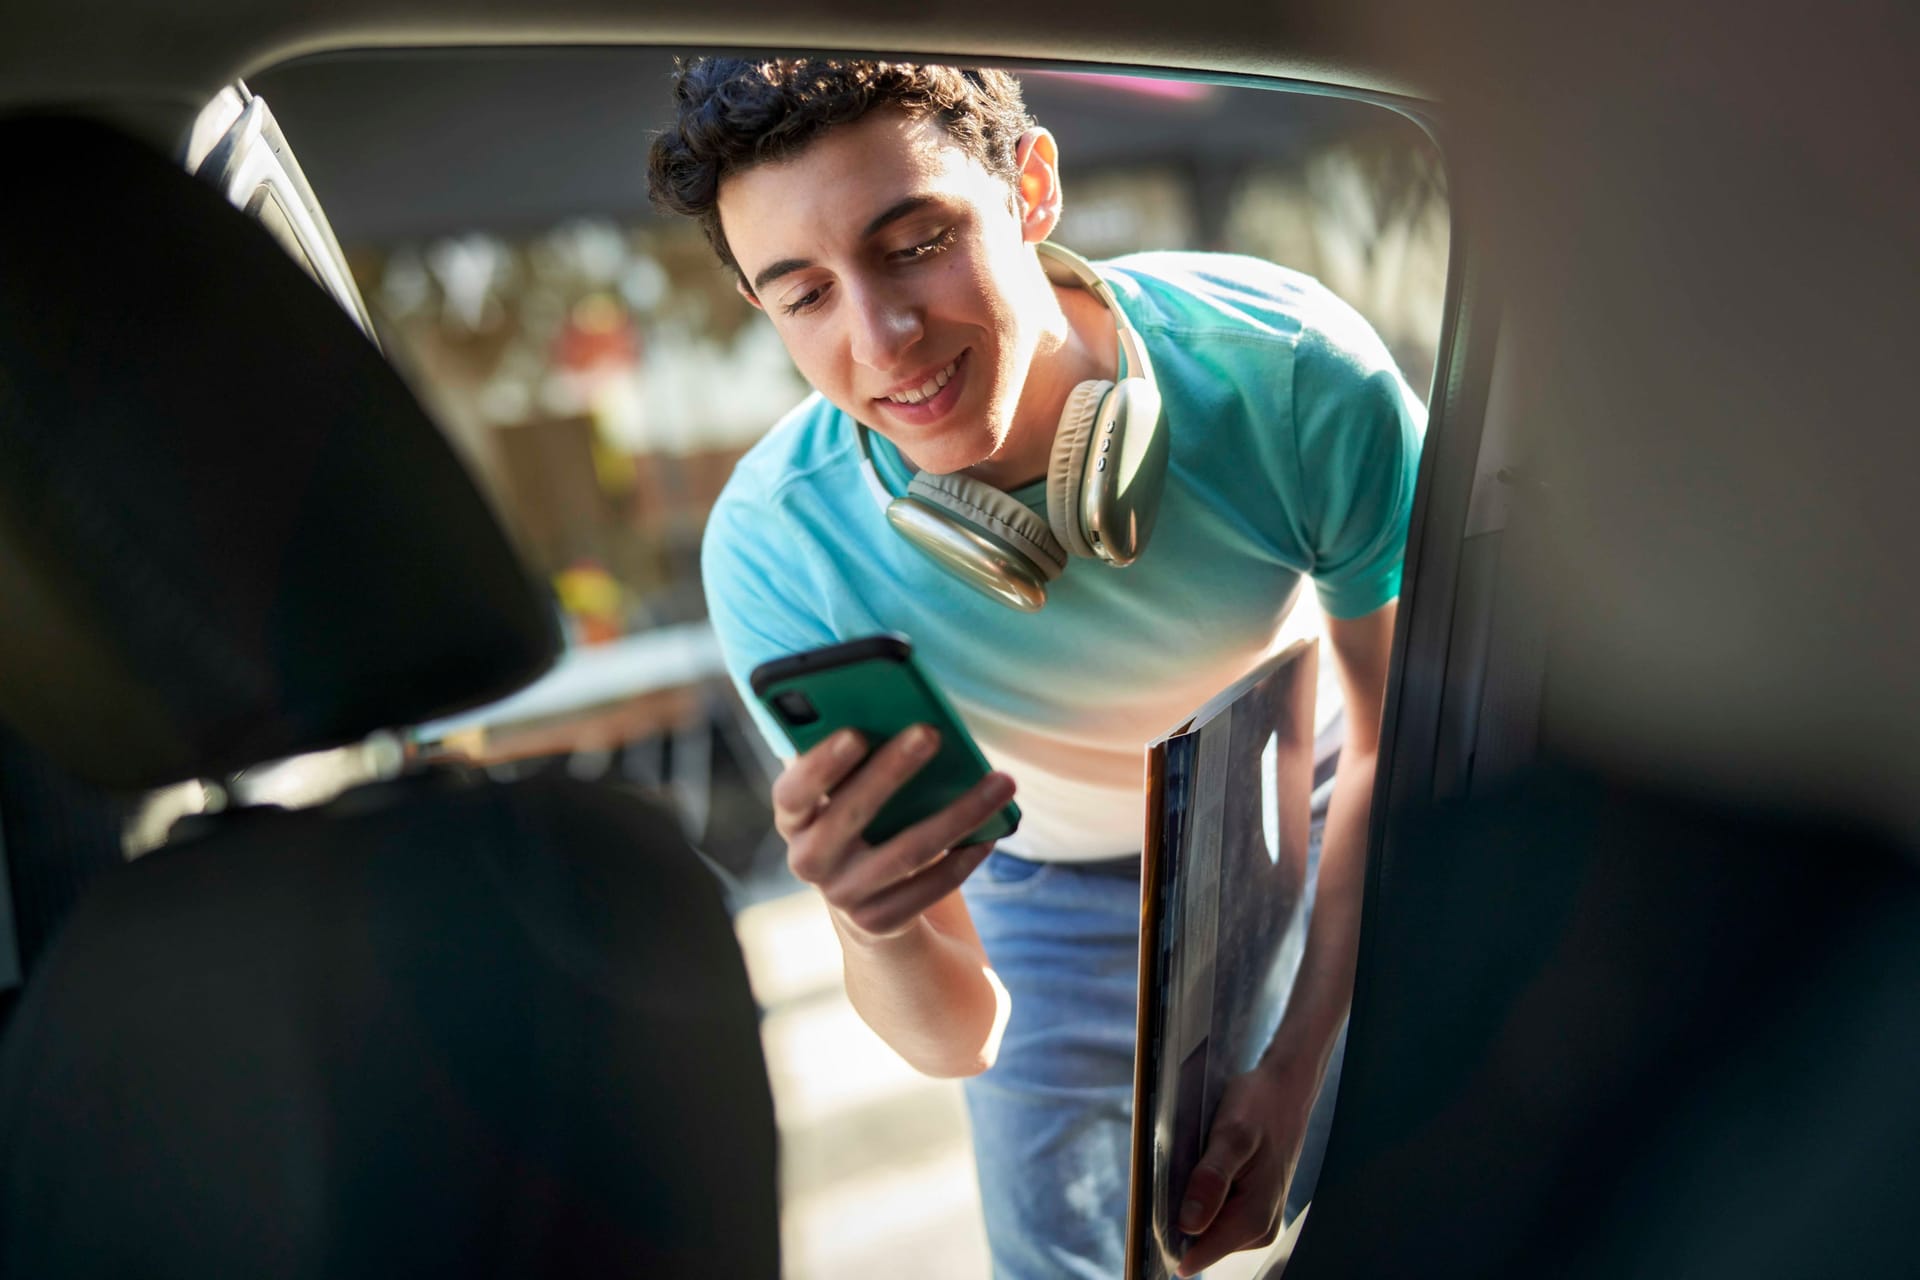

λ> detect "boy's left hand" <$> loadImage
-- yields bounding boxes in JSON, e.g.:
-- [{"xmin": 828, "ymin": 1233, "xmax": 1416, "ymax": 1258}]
[{"xmin": 1173, "ymin": 1056, "xmax": 1319, "ymax": 1276}]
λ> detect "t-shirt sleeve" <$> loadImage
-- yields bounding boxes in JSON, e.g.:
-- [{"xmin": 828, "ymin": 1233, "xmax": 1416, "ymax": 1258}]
[
  {"xmin": 1289, "ymin": 318, "xmax": 1427, "ymax": 620},
  {"xmin": 700, "ymin": 489, "xmax": 838, "ymax": 759}
]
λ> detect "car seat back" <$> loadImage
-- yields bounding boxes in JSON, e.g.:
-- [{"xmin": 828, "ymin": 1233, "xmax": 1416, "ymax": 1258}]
[{"xmin": 0, "ymin": 113, "xmax": 777, "ymax": 1277}]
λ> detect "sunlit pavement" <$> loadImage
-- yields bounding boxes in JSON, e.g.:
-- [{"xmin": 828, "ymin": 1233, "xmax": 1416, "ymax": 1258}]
[
  {"xmin": 736, "ymin": 889, "xmax": 1281, "ymax": 1280},
  {"xmin": 736, "ymin": 889, "xmax": 991, "ymax": 1279}
]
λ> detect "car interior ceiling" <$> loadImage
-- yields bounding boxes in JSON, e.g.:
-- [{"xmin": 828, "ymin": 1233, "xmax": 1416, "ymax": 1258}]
[{"xmin": 0, "ymin": 2, "xmax": 1915, "ymax": 1277}]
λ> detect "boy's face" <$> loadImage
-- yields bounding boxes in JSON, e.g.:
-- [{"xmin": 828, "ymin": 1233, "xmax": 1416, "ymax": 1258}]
[{"xmin": 717, "ymin": 107, "xmax": 1058, "ymax": 477}]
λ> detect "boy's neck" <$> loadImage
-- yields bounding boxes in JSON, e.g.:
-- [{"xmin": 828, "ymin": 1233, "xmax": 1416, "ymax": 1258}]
[{"xmin": 964, "ymin": 278, "xmax": 1119, "ymax": 491}]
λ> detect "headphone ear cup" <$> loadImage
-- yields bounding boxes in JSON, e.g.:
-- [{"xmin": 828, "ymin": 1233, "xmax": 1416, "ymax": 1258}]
[
  {"xmin": 904, "ymin": 470, "xmax": 1069, "ymax": 580},
  {"xmin": 1046, "ymin": 379, "xmax": 1112, "ymax": 561}
]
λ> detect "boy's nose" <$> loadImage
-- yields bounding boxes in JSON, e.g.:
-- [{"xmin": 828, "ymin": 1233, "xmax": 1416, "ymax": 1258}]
[{"xmin": 849, "ymin": 287, "xmax": 924, "ymax": 371}]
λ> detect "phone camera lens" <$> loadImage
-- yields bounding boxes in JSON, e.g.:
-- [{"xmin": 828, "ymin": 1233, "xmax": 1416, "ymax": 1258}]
[{"xmin": 771, "ymin": 690, "xmax": 820, "ymax": 726}]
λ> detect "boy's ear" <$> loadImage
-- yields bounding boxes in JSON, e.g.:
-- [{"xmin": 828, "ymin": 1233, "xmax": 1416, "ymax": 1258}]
[
  {"xmin": 734, "ymin": 275, "xmax": 764, "ymax": 310},
  {"xmin": 1014, "ymin": 128, "xmax": 1063, "ymax": 243}
]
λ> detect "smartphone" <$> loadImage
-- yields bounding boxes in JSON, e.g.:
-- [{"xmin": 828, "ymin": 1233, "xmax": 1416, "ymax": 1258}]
[{"xmin": 749, "ymin": 634, "xmax": 1020, "ymax": 848}]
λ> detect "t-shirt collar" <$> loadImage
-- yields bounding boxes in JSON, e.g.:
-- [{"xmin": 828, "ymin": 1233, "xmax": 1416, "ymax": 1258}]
[{"xmin": 858, "ymin": 424, "xmax": 1047, "ymax": 511}]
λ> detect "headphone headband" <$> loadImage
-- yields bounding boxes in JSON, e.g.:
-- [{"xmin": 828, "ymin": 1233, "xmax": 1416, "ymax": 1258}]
[{"xmin": 1033, "ymin": 241, "xmax": 1156, "ymax": 397}]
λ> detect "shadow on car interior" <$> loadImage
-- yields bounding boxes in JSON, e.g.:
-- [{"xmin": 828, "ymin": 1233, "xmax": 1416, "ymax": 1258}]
[{"xmin": 0, "ymin": 114, "xmax": 777, "ymax": 1277}]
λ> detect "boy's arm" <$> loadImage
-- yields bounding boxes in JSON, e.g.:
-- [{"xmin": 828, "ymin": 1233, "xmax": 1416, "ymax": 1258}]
[
  {"xmin": 704, "ymin": 479, "xmax": 1016, "ymax": 1077},
  {"xmin": 1172, "ymin": 598, "xmax": 1396, "ymax": 1276},
  {"xmin": 1264, "ymin": 599, "xmax": 1395, "ymax": 1090},
  {"xmin": 834, "ymin": 886, "xmax": 1012, "ymax": 1079},
  {"xmin": 772, "ymin": 724, "xmax": 1016, "ymax": 1078}
]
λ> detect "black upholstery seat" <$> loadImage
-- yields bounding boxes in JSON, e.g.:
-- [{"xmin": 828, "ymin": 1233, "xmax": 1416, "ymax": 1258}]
[{"xmin": 0, "ymin": 115, "xmax": 776, "ymax": 1277}]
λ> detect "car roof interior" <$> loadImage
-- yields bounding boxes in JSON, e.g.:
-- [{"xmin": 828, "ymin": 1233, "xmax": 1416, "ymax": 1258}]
[{"xmin": 0, "ymin": 1, "xmax": 1915, "ymax": 1276}]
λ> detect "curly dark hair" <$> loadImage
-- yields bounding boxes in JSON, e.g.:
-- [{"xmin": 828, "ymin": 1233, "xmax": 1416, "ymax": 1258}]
[{"xmin": 647, "ymin": 58, "xmax": 1034, "ymax": 283}]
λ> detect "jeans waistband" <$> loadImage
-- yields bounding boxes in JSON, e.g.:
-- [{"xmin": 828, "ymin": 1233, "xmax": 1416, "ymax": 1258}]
[{"xmin": 1003, "ymin": 851, "xmax": 1141, "ymax": 879}]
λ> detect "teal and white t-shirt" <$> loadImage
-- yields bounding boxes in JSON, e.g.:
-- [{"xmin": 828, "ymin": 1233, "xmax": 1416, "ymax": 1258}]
[{"xmin": 701, "ymin": 251, "xmax": 1425, "ymax": 860}]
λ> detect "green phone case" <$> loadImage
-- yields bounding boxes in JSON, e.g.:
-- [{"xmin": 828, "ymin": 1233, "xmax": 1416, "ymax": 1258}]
[{"xmin": 750, "ymin": 634, "xmax": 1021, "ymax": 847}]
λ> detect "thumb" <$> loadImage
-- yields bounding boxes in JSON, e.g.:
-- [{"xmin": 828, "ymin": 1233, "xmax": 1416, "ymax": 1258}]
[{"xmin": 1177, "ymin": 1113, "xmax": 1262, "ymax": 1235}]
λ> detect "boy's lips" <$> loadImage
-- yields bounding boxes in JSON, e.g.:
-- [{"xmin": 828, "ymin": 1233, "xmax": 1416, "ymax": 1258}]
[{"xmin": 873, "ymin": 350, "xmax": 969, "ymax": 425}]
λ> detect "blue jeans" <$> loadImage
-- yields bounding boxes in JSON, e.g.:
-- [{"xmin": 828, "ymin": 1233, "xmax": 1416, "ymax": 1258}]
[{"xmin": 959, "ymin": 791, "xmax": 1339, "ymax": 1280}]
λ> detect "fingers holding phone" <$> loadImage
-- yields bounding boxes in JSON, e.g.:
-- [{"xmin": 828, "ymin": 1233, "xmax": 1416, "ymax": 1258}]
[
  {"xmin": 768, "ymin": 726, "xmax": 871, "ymax": 845},
  {"xmin": 775, "ymin": 723, "xmax": 1015, "ymax": 939},
  {"xmin": 752, "ymin": 635, "xmax": 1023, "ymax": 939},
  {"xmin": 829, "ymin": 756, "xmax": 1018, "ymax": 939}
]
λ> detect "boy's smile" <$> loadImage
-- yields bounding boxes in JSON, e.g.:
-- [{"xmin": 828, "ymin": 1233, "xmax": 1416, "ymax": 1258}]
[
  {"xmin": 874, "ymin": 349, "xmax": 967, "ymax": 425},
  {"xmin": 717, "ymin": 107, "xmax": 1108, "ymax": 488}
]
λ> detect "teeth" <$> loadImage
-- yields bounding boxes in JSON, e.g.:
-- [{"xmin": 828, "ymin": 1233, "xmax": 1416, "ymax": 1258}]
[{"xmin": 888, "ymin": 358, "xmax": 958, "ymax": 405}]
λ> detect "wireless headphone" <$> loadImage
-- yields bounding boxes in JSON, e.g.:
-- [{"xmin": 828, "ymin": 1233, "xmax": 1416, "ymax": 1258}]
[{"xmin": 856, "ymin": 240, "xmax": 1168, "ymax": 612}]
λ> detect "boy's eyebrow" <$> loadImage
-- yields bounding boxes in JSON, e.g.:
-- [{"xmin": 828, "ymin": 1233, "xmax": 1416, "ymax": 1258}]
[
  {"xmin": 748, "ymin": 196, "xmax": 940, "ymax": 294},
  {"xmin": 860, "ymin": 195, "xmax": 938, "ymax": 241}
]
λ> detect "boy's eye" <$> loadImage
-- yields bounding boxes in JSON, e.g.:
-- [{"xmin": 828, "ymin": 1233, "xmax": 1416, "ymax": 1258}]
[
  {"xmin": 892, "ymin": 226, "xmax": 957, "ymax": 261},
  {"xmin": 775, "ymin": 227, "xmax": 954, "ymax": 317},
  {"xmin": 782, "ymin": 285, "xmax": 828, "ymax": 316}
]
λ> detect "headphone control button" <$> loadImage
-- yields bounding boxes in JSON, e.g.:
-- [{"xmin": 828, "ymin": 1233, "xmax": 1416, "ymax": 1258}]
[
  {"xmin": 1097, "ymin": 457, "xmax": 1108, "ymax": 471},
  {"xmin": 1102, "ymin": 438, "xmax": 1112, "ymax": 452}
]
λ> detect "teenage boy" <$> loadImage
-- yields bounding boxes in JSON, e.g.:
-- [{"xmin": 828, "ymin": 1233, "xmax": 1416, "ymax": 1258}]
[{"xmin": 649, "ymin": 58, "xmax": 1422, "ymax": 1279}]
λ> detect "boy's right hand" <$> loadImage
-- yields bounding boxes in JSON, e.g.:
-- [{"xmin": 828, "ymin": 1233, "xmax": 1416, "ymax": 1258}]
[{"xmin": 772, "ymin": 726, "xmax": 1016, "ymax": 942}]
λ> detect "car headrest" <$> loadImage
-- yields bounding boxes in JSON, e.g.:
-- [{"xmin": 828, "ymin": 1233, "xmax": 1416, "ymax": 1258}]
[{"xmin": 0, "ymin": 115, "xmax": 560, "ymax": 790}]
